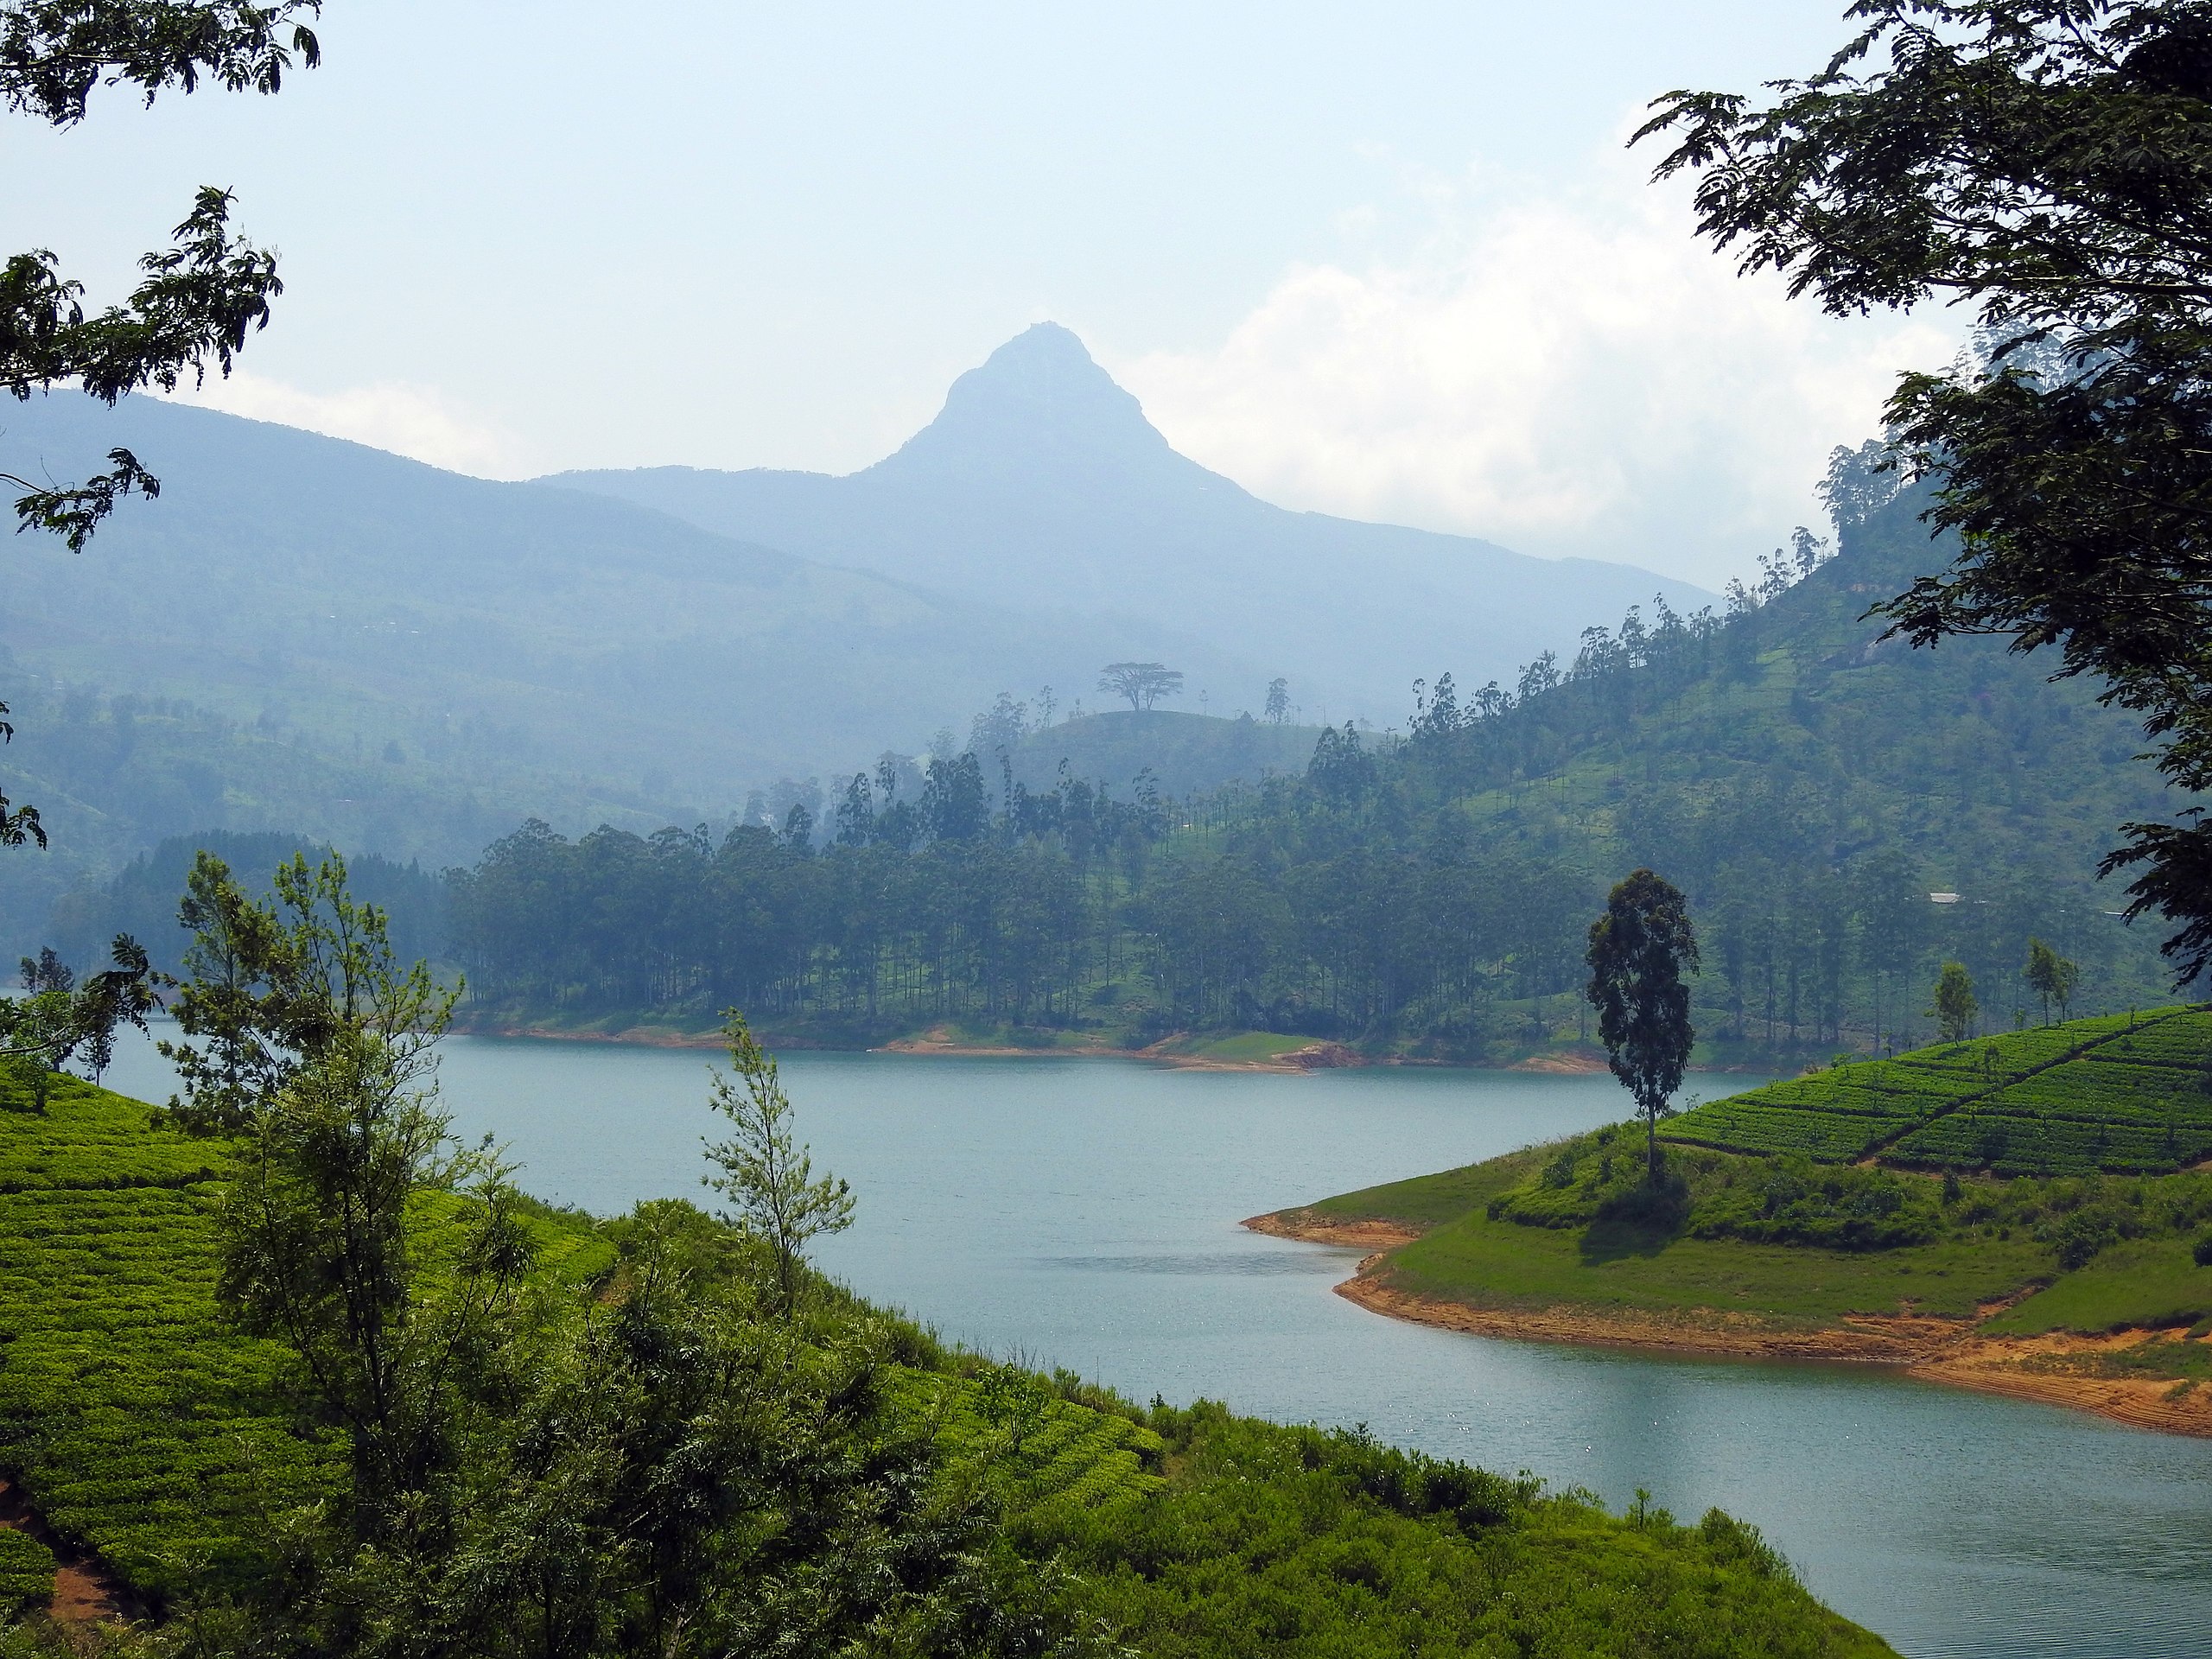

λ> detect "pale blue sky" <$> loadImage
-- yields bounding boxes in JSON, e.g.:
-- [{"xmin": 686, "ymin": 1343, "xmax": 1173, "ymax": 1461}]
[{"xmin": 3, "ymin": 2, "xmax": 1954, "ymax": 584}]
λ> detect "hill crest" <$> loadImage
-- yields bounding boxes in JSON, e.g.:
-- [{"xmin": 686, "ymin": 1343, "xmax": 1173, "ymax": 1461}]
[{"xmin": 548, "ymin": 324, "xmax": 1715, "ymax": 714}]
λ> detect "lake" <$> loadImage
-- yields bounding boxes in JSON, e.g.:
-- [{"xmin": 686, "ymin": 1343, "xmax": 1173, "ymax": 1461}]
[{"xmin": 99, "ymin": 1031, "xmax": 2212, "ymax": 1659}]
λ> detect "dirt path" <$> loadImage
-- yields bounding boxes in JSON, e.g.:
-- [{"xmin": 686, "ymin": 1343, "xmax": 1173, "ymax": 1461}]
[
  {"xmin": 0, "ymin": 1478, "xmax": 139, "ymax": 1624},
  {"xmin": 1246, "ymin": 1211, "xmax": 2212, "ymax": 1436}
]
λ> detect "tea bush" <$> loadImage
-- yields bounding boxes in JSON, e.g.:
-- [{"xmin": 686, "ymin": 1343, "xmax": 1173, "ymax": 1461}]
[
  {"xmin": 0, "ymin": 1532, "xmax": 53, "ymax": 1618},
  {"xmin": 0, "ymin": 1075, "xmax": 1891, "ymax": 1655},
  {"xmin": 1671, "ymin": 1007, "xmax": 2212, "ymax": 1175},
  {"xmin": 1026, "ymin": 1403, "xmax": 1893, "ymax": 1658}
]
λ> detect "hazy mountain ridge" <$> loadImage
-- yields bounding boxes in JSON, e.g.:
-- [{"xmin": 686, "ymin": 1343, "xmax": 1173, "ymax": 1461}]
[
  {"xmin": 0, "ymin": 391, "xmax": 1261, "ymax": 817},
  {"xmin": 0, "ymin": 328, "xmax": 1719, "ymax": 953},
  {"xmin": 551, "ymin": 324, "xmax": 1717, "ymax": 714}
]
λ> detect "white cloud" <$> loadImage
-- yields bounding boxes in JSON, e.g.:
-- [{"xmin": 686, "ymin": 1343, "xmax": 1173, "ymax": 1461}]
[
  {"xmin": 164, "ymin": 372, "xmax": 537, "ymax": 480},
  {"xmin": 1113, "ymin": 164, "xmax": 1962, "ymax": 589}
]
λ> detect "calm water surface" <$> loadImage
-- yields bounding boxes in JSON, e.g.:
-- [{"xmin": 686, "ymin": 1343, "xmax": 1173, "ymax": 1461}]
[{"xmin": 105, "ymin": 1033, "xmax": 2212, "ymax": 1658}]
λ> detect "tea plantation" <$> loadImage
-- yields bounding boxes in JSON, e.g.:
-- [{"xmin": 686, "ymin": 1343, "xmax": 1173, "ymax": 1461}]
[
  {"xmin": 0, "ymin": 1073, "xmax": 1890, "ymax": 1656},
  {"xmin": 1666, "ymin": 1007, "xmax": 2212, "ymax": 1175},
  {"xmin": 0, "ymin": 1077, "xmax": 322, "ymax": 1599},
  {"xmin": 0, "ymin": 1075, "xmax": 1153, "ymax": 1607}
]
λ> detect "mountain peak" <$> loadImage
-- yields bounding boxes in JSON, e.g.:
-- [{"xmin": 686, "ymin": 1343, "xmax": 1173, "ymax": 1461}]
[
  {"xmin": 976, "ymin": 320, "xmax": 1103, "ymax": 378},
  {"xmin": 862, "ymin": 321, "xmax": 1177, "ymax": 486}
]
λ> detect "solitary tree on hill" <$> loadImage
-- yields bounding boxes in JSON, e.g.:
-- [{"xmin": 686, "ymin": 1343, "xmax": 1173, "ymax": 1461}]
[
  {"xmin": 1930, "ymin": 961, "xmax": 1980, "ymax": 1043},
  {"xmin": 1264, "ymin": 677, "xmax": 1290, "ymax": 723},
  {"xmin": 2025, "ymin": 938, "xmax": 2080, "ymax": 1026},
  {"xmin": 1586, "ymin": 869, "xmax": 1700, "ymax": 1180},
  {"xmin": 1098, "ymin": 663, "xmax": 1183, "ymax": 712}
]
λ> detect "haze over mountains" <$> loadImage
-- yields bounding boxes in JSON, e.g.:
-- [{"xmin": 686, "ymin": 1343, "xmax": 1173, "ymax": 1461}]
[
  {"xmin": 0, "ymin": 392, "xmax": 1227, "ymax": 814},
  {"xmin": 556, "ymin": 324, "xmax": 1713, "ymax": 718},
  {"xmin": 0, "ymin": 324, "xmax": 1723, "ymax": 949}
]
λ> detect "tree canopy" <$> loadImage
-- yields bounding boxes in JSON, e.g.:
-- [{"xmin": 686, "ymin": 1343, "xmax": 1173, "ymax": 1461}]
[
  {"xmin": 0, "ymin": 0, "xmax": 316, "ymax": 545},
  {"xmin": 1639, "ymin": 0, "xmax": 2212, "ymax": 981},
  {"xmin": 1097, "ymin": 663, "xmax": 1183, "ymax": 712},
  {"xmin": 1586, "ymin": 868, "xmax": 1700, "ymax": 1178},
  {"xmin": 0, "ymin": 1, "xmax": 319, "ymax": 854}
]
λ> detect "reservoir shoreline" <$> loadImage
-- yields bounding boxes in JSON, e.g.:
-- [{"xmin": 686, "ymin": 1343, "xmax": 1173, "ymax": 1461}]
[
  {"xmin": 461, "ymin": 1020, "xmax": 1357, "ymax": 1071},
  {"xmin": 453, "ymin": 1019, "xmax": 1763, "ymax": 1075},
  {"xmin": 1248, "ymin": 1209, "xmax": 2212, "ymax": 1439}
]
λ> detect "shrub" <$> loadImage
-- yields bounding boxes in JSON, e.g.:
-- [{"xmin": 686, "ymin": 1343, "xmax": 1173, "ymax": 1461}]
[
  {"xmin": 1696, "ymin": 1509, "xmax": 1796, "ymax": 1583},
  {"xmin": 2193, "ymin": 1230, "xmax": 2212, "ymax": 1268},
  {"xmin": 1596, "ymin": 1166, "xmax": 1692, "ymax": 1231},
  {"xmin": 0, "ymin": 1529, "xmax": 54, "ymax": 1618},
  {"xmin": 1685, "ymin": 1158, "xmax": 1942, "ymax": 1250},
  {"xmin": 2051, "ymin": 1204, "xmax": 2138, "ymax": 1270}
]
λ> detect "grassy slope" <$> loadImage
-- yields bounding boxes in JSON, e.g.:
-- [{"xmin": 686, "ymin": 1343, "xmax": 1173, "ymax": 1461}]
[
  {"xmin": 1290, "ymin": 1011, "xmax": 2212, "ymax": 1349},
  {"xmin": 0, "ymin": 1076, "xmax": 1888, "ymax": 1656},
  {"xmin": 1308, "ymin": 1149, "xmax": 2052, "ymax": 1329}
]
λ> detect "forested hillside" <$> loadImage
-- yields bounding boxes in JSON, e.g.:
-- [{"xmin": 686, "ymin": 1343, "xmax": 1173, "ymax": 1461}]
[
  {"xmin": 439, "ymin": 474, "xmax": 2194, "ymax": 1062},
  {"xmin": 0, "ymin": 391, "xmax": 1252, "ymax": 852},
  {"xmin": 0, "ymin": 677, "xmax": 544, "ymax": 960},
  {"xmin": 999, "ymin": 708, "xmax": 1322, "ymax": 799}
]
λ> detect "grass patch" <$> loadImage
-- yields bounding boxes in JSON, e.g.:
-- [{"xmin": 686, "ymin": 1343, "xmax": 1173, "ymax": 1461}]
[
  {"xmin": 1386, "ymin": 1208, "xmax": 2046, "ymax": 1325},
  {"xmin": 1304, "ymin": 1148, "xmax": 1541, "ymax": 1230},
  {"xmin": 1986, "ymin": 1237, "xmax": 2212, "ymax": 1336}
]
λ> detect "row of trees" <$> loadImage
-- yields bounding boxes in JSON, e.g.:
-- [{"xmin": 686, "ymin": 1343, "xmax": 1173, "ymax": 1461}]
[
  {"xmin": 46, "ymin": 443, "xmax": 2163, "ymax": 1065},
  {"xmin": 445, "ymin": 734, "xmax": 2141, "ymax": 1055},
  {"xmin": 435, "ymin": 401, "xmax": 2177, "ymax": 1048}
]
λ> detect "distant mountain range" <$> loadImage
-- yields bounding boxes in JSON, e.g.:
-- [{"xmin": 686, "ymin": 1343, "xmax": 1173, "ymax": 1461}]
[
  {"xmin": 555, "ymin": 323, "xmax": 1713, "ymax": 720},
  {"xmin": 0, "ymin": 391, "xmax": 1221, "ymax": 819},
  {"xmin": 0, "ymin": 325, "xmax": 1719, "ymax": 950}
]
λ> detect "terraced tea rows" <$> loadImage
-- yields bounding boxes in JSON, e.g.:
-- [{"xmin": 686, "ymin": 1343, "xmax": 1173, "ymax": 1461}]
[
  {"xmin": 0, "ymin": 1077, "xmax": 326, "ymax": 1599},
  {"xmin": 912, "ymin": 1369, "xmax": 1163, "ymax": 1520},
  {"xmin": 0, "ymin": 1529, "xmax": 54, "ymax": 1618},
  {"xmin": 0, "ymin": 1073, "xmax": 1164, "ymax": 1609},
  {"xmin": 1669, "ymin": 1007, "xmax": 2212, "ymax": 1175}
]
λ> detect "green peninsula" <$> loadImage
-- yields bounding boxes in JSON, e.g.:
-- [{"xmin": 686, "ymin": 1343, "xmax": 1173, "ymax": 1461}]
[{"xmin": 1257, "ymin": 1008, "xmax": 2212, "ymax": 1434}]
